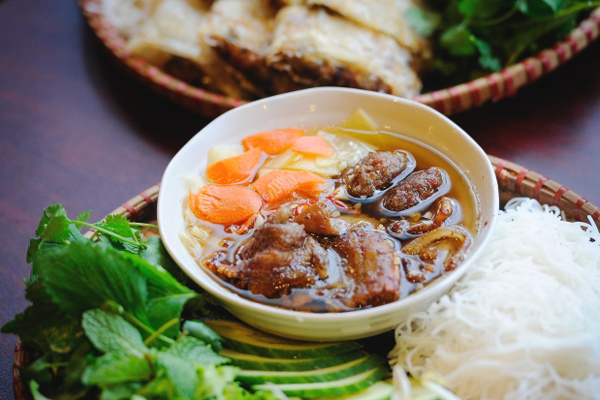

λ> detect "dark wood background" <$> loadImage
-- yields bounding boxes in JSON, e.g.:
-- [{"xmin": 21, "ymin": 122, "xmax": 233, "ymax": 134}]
[{"xmin": 1, "ymin": 1, "xmax": 599, "ymax": 398}]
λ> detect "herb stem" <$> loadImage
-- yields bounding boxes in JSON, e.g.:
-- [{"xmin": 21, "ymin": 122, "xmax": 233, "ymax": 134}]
[
  {"xmin": 144, "ymin": 318, "xmax": 180, "ymax": 346},
  {"xmin": 75, "ymin": 221, "xmax": 143, "ymax": 247},
  {"xmin": 122, "ymin": 313, "xmax": 176, "ymax": 346},
  {"xmin": 130, "ymin": 222, "xmax": 159, "ymax": 230}
]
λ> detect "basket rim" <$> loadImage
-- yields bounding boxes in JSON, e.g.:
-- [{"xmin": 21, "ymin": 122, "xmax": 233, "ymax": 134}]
[{"xmin": 78, "ymin": 0, "xmax": 600, "ymax": 117}]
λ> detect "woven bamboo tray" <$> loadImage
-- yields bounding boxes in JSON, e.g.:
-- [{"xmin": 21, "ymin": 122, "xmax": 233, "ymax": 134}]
[
  {"xmin": 79, "ymin": 0, "xmax": 600, "ymax": 117},
  {"xmin": 12, "ymin": 156, "xmax": 600, "ymax": 400}
]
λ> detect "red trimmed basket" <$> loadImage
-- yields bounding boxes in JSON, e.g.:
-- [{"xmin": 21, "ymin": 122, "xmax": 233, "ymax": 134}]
[
  {"xmin": 12, "ymin": 156, "xmax": 600, "ymax": 399},
  {"xmin": 79, "ymin": 0, "xmax": 600, "ymax": 117}
]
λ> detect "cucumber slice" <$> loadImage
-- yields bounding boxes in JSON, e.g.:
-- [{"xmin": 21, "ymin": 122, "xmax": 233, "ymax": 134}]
[
  {"xmin": 204, "ymin": 320, "xmax": 361, "ymax": 359},
  {"xmin": 237, "ymin": 355, "xmax": 384, "ymax": 385},
  {"xmin": 221, "ymin": 349, "xmax": 367, "ymax": 371},
  {"xmin": 253, "ymin": 366, "xmax": 388, "ymax": 398},
  {"xmin": 310, "ymin": 381, "xmax": 394, "ymax": 400}
]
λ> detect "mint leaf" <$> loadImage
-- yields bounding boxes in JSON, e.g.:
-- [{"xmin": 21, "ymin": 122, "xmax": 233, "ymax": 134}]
[
  {"xmin": 441, "ymin": 24, "xmax": 477, "ymax": 56},
  {"xmin": 406, "ymin": 6, "xmax": 441, "ymax": 36},
  {"xmin": 82, "ymin": 352, "xmax": 152, "ymax": 385},
  {"xmin": 98, "ymin": 382, "xmax": 143, "ymax": 400},
  {"xmin": 182, "ymin": 320, "xmax": 223, "ymax": 353},
  {"xmin": 82, "ymin": 309, "xmax": 148, "ymax": 357},
  {"xmin": 156, "ymin": 352, "xmax": 198, "ymax": 399},
  {"xmin": 166, "ymin": 335, "xmax": 229, "ymax": 367},
  {"xmin": 147, "ymin": 294, "xmax": 195, "ymax": 339},
  {"xmin": 201, "ymin": 366, "xmax": 240, "ymax": 400},
  {"xmin": 136, "ymin": 376, "xmax": 177, "ymax": 399}
]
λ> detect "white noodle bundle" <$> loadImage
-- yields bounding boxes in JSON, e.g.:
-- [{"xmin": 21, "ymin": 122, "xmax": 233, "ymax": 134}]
[{"xmin": 389, "ymin": 198, "xmax": 600, "ymax": 400}]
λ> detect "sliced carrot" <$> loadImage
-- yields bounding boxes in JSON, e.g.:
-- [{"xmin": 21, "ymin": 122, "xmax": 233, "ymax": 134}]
[
  {"xmin": 253, "ymin": 170, "xmax": 325, "ymax": 203},
  {"xmin": 242, "ymin": 129, "xmax": 304, "ymax": 155},
  {"xmin": 206, "ymin": 148, "xmax": 264, "ymax": 185},
  {"xmin": 291, "ymin": 136, "xmax": 333, "ymax": 157},
  {"xmin": 189, "ymin": 186, "xmax": 262, "ymax": 225}
]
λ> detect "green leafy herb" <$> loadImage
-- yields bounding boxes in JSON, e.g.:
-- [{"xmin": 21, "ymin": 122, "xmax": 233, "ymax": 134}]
[
  {"xmin": 420, "ymin": 0, "xmax": 599, "ymax": 90},
  {"xmin": 3, "ymin": 204, "xmax": 276, "ymax": 400},
  {"xmin": 27, "ymin": 204, "xmax": 159, "ymax": 265},
  {"xmin": 81, "ymin": 352, "xmax": 153, "ymax": 386},
  {"xmin": 82, "ymin": 309, "xmax": 149, "ymax": 357}
]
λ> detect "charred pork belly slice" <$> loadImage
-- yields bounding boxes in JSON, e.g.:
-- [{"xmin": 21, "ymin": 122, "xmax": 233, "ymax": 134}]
[
  {"xmin": 330, "ymin": 225, "xmax": 400, "ymax": 308},
  {"xmin": 204, "ymin": 222, "xmax": 328, "ymax": 298},
  {"xmin": 380, "ymin": 167, "xmax": 449, "ymax": 216},
  {"xmin": 266, "ymin": 6, "xmax": 422, "ymax": 98},
  {"xmin": 341, "ymin": 150, "xmax": 415, "ymax": 199}
]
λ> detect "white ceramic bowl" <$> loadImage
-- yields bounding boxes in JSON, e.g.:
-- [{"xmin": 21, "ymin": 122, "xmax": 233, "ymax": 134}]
[{"xmin": 158, "ymin": 87, "xmax": 498, "ymax": 341}]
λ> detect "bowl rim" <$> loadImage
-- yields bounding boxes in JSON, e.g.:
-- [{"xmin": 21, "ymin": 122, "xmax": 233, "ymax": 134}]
[{"xmin": 157, "ymin": 86, "xmax": 499, "ymax": 324}]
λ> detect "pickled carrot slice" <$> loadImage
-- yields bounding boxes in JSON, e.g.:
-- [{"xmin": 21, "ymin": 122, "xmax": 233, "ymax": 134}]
[
  {"xmin": 291, "ymin": 136, "xmax": 333, "ymax": 157},
  {"xmin": 253, "ymin": 170, "xmax": 325, "ymax": 203},
  {"xmin": 206, "ymin": 148, "xmax": 264, "ymax": 185},
  {"xmin": 189, "ymin": 186, "xmax": 262, "ymax": 225},
  {"xmin": 242, "ymin": 129, "xmax": 304, "ymax": 155}
]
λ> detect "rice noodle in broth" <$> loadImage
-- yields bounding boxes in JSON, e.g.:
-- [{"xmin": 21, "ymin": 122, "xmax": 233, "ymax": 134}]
[{"xmin": 389, "ymin": 198, "xmax": 600, "ymax": 400}]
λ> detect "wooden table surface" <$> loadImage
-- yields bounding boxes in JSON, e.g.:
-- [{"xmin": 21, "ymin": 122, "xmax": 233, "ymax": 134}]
[{"xmin": 1, "ymin": 1, "xmax": 599, "ymax": 398}]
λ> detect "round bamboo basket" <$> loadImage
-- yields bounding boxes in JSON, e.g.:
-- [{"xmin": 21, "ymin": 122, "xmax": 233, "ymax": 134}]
[
  {"xmin": 79, "ymin": 0, "xmax": 600, "ymax": 117},
  {"xmin": 12, "ymin": 156, "xmax": 600, "ymax": 399}
]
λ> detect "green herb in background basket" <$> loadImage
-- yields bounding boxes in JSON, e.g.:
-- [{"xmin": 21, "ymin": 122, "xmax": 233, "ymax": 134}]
[
  {"xmin": 2, "ymin": 204, "xmax": 277, "ymax": 400},
  {"xmin": 410, "ymin": 0, "xmax": 599, "ymax": 90}
]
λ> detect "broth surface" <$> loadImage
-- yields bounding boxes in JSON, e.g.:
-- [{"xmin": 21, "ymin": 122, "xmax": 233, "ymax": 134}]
[{"xmin": 181, "ymin": 116, "xmax": 479, "ymax": 312}]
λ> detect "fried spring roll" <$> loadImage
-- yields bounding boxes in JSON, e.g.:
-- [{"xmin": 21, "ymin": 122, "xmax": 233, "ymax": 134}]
[
  {"xmin": 266, "ymin": 6, "xmax": 422, "ymax": 98},
  {"xmin": 126, "ymin": 0, "xmax": 253, "ymax": 98}
]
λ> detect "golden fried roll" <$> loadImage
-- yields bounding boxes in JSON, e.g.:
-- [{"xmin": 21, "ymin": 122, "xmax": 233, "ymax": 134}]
[
  {"xmin": 306, "ymin": 0, "xmax": 432, "ymax": 65},
  {"xmin": 203, "ymin": 0, "xmax": 277, "ymax": 94},
  {"xmin": 266, "ymin": 6, "xmax": 422, "ymax": 98},
  {"xmin": 102, "ymin": 0, "xmax": 162, "ymax": 39},
  {"xmin": 126, "ymin": 0, "xmax": 253, "ymax": 98},
  {"xmin": 272, "ymin": 0, "xmax": 305, "ymax": 8}
]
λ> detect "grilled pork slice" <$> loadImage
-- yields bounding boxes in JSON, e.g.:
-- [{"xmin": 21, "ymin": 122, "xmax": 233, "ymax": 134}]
[
  {"xmin": 125, "ymin": 0, "xmax": 253, "ymax": 98},
  {"xmin": 329, "ymin": 225, "xmax": 401, "ymax": 308},
  {"xmin": 266, "ymin": 6, "xmax": 422, "ymax": 98},
  {"xmin": 204, "ymin": 222, "xmax": 329, "ymax": 299},
  {"xmin": 306, "ymin": 0, "xmax": 432, "ymax": 68}
]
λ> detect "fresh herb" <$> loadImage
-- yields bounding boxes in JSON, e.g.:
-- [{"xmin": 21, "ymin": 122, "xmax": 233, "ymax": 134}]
[
  {"xmin": 2, "ymin": 205, "xmax": 276, "ymax": 400},
  {"xmin": 409, "ymin": 0, "xmax": 600, "ymax": 90}
]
